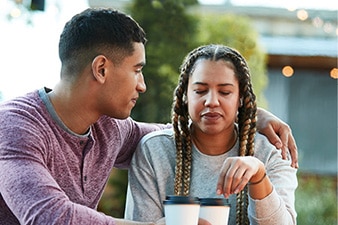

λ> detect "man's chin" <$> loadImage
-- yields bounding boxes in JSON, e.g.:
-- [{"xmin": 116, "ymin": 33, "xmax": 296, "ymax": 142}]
[{"xmin": 109, "ymin": 112, "xmax": 131, "ymax": 120}]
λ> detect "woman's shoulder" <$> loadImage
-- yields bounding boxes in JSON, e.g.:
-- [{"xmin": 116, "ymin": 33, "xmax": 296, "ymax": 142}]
[
  {"xmin": 134, "ymin": 128, "xmax": 176, "ymax": 165},
  {"xmin": 254, "ymin": 132, "xmax": 279, "ymax": 158},
  {"xmin": 140, "ymin": 128, "xmax": 174, "ymax": 144},
  {"xmin": 254, "ymin": 132, "xmax": 272, "ymax": 145}
]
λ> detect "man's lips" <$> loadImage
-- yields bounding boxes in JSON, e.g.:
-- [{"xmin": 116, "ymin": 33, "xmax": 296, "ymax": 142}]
[{"xmin": 131, "ymin": 97, "xmax": 138, "ymax": 104}]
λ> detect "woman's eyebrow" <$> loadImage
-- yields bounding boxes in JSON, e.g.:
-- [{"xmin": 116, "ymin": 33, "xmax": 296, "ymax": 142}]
[{"xmin": 192, "ymin": 82, "xmax": 234, "ymax": 87}]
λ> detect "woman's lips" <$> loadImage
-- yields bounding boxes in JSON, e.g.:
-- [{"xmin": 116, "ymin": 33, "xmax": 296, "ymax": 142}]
[{"xmin": 202, "ymin": 112, "xmax": 222, "ymax": 120}]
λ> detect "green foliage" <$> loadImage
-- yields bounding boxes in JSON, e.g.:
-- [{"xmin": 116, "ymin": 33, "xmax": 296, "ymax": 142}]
[
  {"xmin": 127, "ymin": 0, "xmax": 198, "ymax": 123},
  {"xmin": 296, "ymin": 173, "xmax": 337, "ymax": 225},
  {"xmin": 195, "ymin": 14, "xmax": 268, "ymax": 107}
]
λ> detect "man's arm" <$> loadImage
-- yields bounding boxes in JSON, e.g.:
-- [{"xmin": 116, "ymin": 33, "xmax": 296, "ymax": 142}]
[{"xmin": 256, "ymin": 108, "xmax": 298, "ymax": 168}]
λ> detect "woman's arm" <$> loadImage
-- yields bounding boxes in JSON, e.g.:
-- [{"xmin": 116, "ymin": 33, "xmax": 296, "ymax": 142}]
[
  {"xmin": 124, "ymin": 142, "xmax": 165, "ymax": 222},
  {"xmin": 216, "ymin": 137, "xmax": 297, "ymax": 225}
]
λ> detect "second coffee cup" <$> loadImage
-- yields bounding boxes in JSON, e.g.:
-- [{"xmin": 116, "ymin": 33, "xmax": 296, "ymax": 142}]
[{"xmin": 199, "ymin": 198, "xmax": 230, "ymax": 225}]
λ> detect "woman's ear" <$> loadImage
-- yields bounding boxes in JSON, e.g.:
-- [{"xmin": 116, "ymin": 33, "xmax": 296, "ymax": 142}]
[{"xmin": 91, "ymin": 55, "xmax": 108, "ymax": 84}]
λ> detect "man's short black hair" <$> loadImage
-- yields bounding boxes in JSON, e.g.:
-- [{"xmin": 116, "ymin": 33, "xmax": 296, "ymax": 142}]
[{"xmin": 58, "ymin": 8, "xmax": 147, "ymax": 75}]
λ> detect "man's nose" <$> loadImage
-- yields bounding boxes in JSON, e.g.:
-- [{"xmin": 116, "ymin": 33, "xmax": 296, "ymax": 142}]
[{"xmin": 137, "ymin": 74, "xmax": 146, "ymax": 93}]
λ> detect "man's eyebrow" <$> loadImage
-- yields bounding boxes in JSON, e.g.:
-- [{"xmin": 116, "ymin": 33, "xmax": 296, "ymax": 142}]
[{"xmin": 134, "ymin": 62, "xmax": 146, "ymax": 67}]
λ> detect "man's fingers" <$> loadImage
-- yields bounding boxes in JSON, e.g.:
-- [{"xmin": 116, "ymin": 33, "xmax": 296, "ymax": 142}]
[
  {"xmin": 279, "ymin": 126, "xmax": 299, "ymax": 168},
  {"xmin": 288, "ymin": 135, "xmax": 299, "ymax": 168},
  {"xmin": 262, "ymin": 125, "xmax": 283, "ymax": 150}
]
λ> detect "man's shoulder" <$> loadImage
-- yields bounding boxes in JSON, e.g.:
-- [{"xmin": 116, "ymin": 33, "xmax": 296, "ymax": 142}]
[{"xmin": 0, "ymin": 90, "xmax": 43, "ymax": 121}]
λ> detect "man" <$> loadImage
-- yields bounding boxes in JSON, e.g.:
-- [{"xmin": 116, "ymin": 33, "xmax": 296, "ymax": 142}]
[{"xmin": 0, "ymin": 8, "xmax": 297, "ymax": 225}]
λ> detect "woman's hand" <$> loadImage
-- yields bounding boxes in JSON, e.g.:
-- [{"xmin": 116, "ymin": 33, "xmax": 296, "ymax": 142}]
[
  {"xmin": 216, "ymin": 156, "xmax": 266, "ymax": 198},
  {"xmin": 256, "ymin": 108, "xmax": 298, "ymax": 168}
]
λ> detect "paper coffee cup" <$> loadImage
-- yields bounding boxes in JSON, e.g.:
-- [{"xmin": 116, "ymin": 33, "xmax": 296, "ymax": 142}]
[
  {"xmin": 199, "ymin": 198, "xmax": 230, "ymax": 225},
  {"xmin": 163, "ymin": 195, "xmax": 200, "ymax": 225}
]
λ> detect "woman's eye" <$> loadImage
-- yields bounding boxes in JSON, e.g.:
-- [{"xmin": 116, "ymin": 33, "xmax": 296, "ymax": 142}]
[
  {"xmin": 194, "ymin": 90, "xmax": 206, "ymax": 94},
  {"xmin": 220, "ymin": 91, "xmax": 230, "ymax": 95}
]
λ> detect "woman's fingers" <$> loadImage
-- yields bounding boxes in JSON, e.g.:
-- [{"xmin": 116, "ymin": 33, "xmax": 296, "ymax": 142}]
[
  {"xmin": 216, "ymin": 157, "xmax": 258, "ymax": 197},
  {"xmin": 216, "ymin": 156, "xmax": 265, "ymax": 198}
]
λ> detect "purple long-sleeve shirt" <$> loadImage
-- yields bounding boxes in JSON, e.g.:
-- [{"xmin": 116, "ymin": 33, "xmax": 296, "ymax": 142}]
[{"xmin": 0, "ymin": 88, "xmax": 168, "ymax": 225}]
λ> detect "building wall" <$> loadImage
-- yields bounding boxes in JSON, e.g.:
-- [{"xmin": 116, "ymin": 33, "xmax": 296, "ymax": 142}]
[{"xmin": 265, "ymin": 69, "xmax": 337, "ymax": 174}]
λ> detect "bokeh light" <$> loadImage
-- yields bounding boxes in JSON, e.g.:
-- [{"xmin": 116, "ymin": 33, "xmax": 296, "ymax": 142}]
[
  {"xmin": 282, "ymin": 66, "xmax": 294, "ymax": 77},
  {"xmin": 330, "ymin": 68, "xmax": 338, "ymax": 79}
]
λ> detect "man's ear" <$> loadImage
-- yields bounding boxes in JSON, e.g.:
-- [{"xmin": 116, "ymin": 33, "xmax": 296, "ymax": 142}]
[{"xmin": 91, "ymin": 55, "xmax": 108, "ymax": 84}]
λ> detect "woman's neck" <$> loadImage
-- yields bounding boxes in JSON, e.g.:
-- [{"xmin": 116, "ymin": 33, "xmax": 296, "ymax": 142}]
[{"xmin": 191, "ymin": 126, "xmax": 238, "ymax": 156}]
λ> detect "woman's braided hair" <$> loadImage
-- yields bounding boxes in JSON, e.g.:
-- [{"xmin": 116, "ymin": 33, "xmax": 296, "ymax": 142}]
[{"xmin": 172, "ymin": 44, "xmax": 257, "ymax": 225}]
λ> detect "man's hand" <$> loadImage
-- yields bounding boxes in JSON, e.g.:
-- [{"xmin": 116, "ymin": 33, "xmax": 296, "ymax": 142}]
[{"xmin": 256, "ymin": 108, "xmax": 298, "ymax": 168}]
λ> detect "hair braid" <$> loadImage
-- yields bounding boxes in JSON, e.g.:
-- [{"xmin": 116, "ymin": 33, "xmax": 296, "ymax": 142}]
[
  {"xmin": 173, "ymin": 82, "xmax": 186, "ymax": 195},
  {"xmin": 172, "ymin": 109, "xmax": 183, "ymax": 195},
  {"xmin": 172, "ymin": 47, "xmax": 208, "ymax": 196},
  {"xmin": 228, "ymin": 48, "xmax": 257, "ymax": 225}
]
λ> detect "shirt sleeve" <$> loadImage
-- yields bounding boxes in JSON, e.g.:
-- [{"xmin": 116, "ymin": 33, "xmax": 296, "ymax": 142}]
[
  {"xmin": 248, "ymin": 138, "xmax": 298, "ymax": 225},
  {"xmin": 113, "ymin": 118, "xmax": 172, "ymax": 169},
  {"xmin": 0, "ymin": 158, "xmax": 117, "ymax": 224},
  {"xmin": 124, "ymin": 137, "xmax": 165, "ymax": 222},
  {"xmin": 0, "ymin": 110, "xmax": 117, "ymax": 224}
]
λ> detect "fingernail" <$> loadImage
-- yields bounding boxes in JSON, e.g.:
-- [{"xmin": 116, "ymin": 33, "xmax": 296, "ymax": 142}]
[
  {"xmin": 216, "ymin": 189, "xmax": 222, "ymax": 195},
  {"xmin": 275, "ymin": 142, "xmax": 282, "ymax": 149}
]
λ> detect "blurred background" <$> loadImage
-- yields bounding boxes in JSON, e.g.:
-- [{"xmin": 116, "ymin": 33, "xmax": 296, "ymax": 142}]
[{"xmin": 0, "ymin": 0, "xmax": 337, "ymax": 224}]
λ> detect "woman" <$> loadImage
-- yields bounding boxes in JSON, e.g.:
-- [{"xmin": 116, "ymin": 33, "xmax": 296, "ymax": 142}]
[{"xmin": 125, "ymin": 44, "xmax": 297, "ymax": 225}]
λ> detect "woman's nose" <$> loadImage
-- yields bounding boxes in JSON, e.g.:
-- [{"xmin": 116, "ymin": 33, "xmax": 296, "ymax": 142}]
[{"xmin": 205, "ymin": 91, "xmax": 220, "ymax": 107}]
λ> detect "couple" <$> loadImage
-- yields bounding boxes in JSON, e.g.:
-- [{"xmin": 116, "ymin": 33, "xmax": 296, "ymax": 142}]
[{"xmin": 0, "ymin": 8, "xmax": 297, "ymax": 225}]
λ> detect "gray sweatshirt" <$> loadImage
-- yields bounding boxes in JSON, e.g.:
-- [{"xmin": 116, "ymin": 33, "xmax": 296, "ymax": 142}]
[{"xmin": 125, "ymin": 129, "xmax": 297, "ymax": 225}]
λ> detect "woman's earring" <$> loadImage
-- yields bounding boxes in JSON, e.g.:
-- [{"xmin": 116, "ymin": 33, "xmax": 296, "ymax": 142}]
[{"xmin": 239, "ymin": 98, "xmax": 243, "ymax": 107}]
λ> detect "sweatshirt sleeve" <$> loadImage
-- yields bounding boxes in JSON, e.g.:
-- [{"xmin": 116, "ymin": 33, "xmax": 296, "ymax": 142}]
[
  {"xmin": 248, "ymin": 136, "xmax": 298, "ymax": 225},
  {"xmin": 113, "ymin": 118, "xmax": 172, "ymax": 169},
  {"xmin": 124, "ymin": 134, "xmax": 166, "ymax": 222}
]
